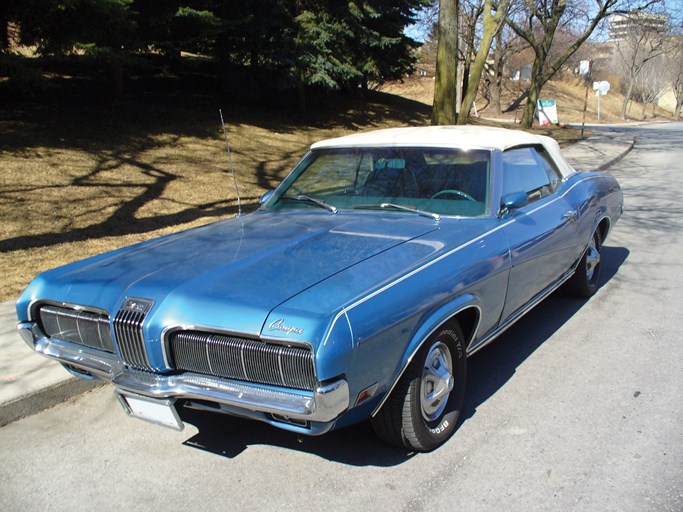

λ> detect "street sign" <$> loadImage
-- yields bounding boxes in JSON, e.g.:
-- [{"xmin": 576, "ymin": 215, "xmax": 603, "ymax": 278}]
[
  {"xmin": 593, "ymin": 81, "xmax": 611, "ymax": 96},
  {"xmin": 592, "ymin": 81, "xmax": 611, "ymax": 122}
]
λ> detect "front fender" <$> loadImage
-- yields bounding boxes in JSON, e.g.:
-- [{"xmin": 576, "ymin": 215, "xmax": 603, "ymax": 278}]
[{"xmin": 368, "ymin": 294, "xmax": 481, "ymax": 417}]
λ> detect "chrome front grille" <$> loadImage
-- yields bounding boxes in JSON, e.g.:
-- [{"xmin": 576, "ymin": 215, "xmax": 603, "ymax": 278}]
[
  {"xmin": 37, "ymin": 304, "xmax": 114, "ymax": 353},
  {"xmin": 169, "ymin": 331, "xmax": 317, "ymax": 391},
  {"xmin": 113, "ymin": 298, "xmax": 154, "ymax": 371}
]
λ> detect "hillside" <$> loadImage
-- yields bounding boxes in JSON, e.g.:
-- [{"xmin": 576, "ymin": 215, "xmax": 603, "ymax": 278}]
[{"xmin": 381, "ymin": 75, "xmax": 674, "ymax": 124}]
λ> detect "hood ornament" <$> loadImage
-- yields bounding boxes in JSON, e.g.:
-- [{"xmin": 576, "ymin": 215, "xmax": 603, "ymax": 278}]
[{"xmin": 120, "ymin": 297, "xmax": 154, "ymax": 314}]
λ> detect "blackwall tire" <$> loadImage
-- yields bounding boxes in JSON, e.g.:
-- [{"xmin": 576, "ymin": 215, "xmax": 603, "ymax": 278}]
[{"xmin": 371, "ymin": 322, "xmax": 467, "ymax": 452}]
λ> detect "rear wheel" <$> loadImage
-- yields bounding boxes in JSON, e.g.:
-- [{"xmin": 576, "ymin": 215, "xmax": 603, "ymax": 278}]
[
  {"xmin": 371, "ymin": 322, "xmax": 467, "ymax": 452},
  {"xmin": 566, "ymin": 229, "xmax": 602, "ymax": 298}
]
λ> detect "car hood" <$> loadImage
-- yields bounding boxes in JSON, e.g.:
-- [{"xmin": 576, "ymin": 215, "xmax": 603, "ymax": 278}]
[{"xmin": 20, "ymin": 211, "xmax": 439, "ymax": 336}]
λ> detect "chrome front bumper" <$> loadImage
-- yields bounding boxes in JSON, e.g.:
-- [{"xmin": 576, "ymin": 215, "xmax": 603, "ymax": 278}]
[{"xmin": 17, "ymin": 322, "xmax": 349, "ymax": 426}]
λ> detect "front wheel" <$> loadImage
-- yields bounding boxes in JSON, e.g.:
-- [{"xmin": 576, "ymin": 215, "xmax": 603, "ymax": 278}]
[{"xmin": 371, "ymin": 322, "xmax": 467, "ymax": 452}]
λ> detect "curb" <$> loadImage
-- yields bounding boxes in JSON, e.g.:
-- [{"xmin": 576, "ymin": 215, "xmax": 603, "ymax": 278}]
[
  {"xmin": 597, "ymin": 136, "xmax": 637, "ymax": 171},
  {"xmin": 0, "ymin": 377, "xmax": 105, "ymax": 427}
]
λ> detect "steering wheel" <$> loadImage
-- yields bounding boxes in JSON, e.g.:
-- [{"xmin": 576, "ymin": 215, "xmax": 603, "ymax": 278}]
[{"xmin": 430, "ymin": 189, "xmax": 476, "ymax": 202}]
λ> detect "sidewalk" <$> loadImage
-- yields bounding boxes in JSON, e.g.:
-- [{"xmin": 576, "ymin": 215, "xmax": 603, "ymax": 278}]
[{"xmin": 0, "ymin": 129, "xmax": 638, "ymax": 427}]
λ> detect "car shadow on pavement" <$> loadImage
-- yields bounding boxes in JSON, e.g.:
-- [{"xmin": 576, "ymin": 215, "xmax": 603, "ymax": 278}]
[
  {"xmin": 178, "ymin": 245, "xmax": 629, "ymax": 467},
  {"xmin": 179, "ymin": 407, "xmax": 415, "ymax": 465},
  {"xmin": 462, "ymin": 245, "xmax": 629, "ymax": 423}
]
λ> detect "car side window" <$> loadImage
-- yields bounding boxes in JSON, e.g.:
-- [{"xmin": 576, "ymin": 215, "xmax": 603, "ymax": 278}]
[
  {"xmin": 502, "ymin": 146, "xmax": 558, "ymax": 203},
  {"xmin": 534, "ymin": 147, "xmax": 563, "ymax": 192}
]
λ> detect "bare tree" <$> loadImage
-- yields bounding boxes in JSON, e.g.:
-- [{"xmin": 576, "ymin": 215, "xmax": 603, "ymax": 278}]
[
  {"xmin": 668, "ymin": 37, "xmax": 683, "ymax": 120},
  {"xmin": 506, "ymin": 0, "xmax": 660, "ymax": 128},
  {"xmin": 457, "ymin": 0, "xmax": 511, "ymax": 124},
  {"xmin": 458, "ymin": 0, "xmax": 486, "ymax": 107},
  {"xmin": 483, "ymin": 31, "xmax": 506, "ymax": 115},
  {"xmin": 483, "ymin": 27, "xmax": 522, "ymax": 116},
  {"xmin": 612, "ymin": 10, "xmax": 671, "ymax": 119},
  {"xmin": 634, "ymin": 53, "xmax": 668, "ymax": 117},
  {"xmin": 432, "ymin": 0, "xmax": 460, "ymax": 124}
]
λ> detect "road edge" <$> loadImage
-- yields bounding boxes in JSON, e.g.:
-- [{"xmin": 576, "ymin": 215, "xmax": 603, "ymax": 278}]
[{"xmin": 597, "ymin": 136, "xmax": 637, "ymax": 171}]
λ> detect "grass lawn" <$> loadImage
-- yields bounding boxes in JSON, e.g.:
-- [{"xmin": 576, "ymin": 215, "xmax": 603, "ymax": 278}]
[{"xmin": 0, "ymin": 86, "xmax": 585, "ymax": 302}]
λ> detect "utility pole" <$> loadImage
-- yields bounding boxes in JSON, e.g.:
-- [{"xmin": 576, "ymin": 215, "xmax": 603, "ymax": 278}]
[{"xmin": 581, "ymin": 60, "xmax": 592, "ymax": 140}]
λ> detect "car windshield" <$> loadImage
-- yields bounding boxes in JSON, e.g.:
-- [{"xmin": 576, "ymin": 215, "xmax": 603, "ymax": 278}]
[{"xmin": 266, "ymin": 147, "xmax": 490, "ymax": 217}]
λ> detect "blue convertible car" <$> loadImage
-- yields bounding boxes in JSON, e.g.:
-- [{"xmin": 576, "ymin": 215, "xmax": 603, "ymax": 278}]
[{"xmin": 17, "ymin": 126, "xmax": 623, "ymax": 451}]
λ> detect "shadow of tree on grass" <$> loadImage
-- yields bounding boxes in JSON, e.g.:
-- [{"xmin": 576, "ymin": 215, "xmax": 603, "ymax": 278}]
[{"xmin": 0, "ymin": 91, "xmax": 431, "ymax": 254}]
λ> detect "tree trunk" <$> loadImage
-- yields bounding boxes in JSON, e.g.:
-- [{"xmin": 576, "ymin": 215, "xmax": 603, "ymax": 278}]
[
  {"xmin": 675, "ymin": 99, "xmax": 682, "ymax": 121},
  {"xmin": 432, "ymin": 0, "xmax": 459, "ymax": 126},
  {"xmin": 461, "ymin": 60, "xmax": 470, "ymax": 111},
  {"xmin": 520, "ymin": 77, "xmax": 543, "ymax": 127},
  {"xmin": 621, "ymin": 75, "xmax": 635, "ymax": 120},
  {"xmin": 458, "ymin": 2, "xmax": 501, "ymax": 125},
  {"xmin": 488, "ymin": 31, "xmax": 504, "ymax": 116},
  {"xmin": 519, "ymin": 51, "xmax": 546, "ymax": 128}
]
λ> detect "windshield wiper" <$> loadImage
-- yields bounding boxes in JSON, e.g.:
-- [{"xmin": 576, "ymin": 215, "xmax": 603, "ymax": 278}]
[
  {"xmin": 281, "ymin": 194, "xmax": 338, "ymax": 214},
  {"xmin": 353, "ymin": 202, "xmax": 440, "ymax": 221}
]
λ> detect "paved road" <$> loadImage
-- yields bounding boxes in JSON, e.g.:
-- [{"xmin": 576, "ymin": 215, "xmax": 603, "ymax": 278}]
[{"xmin": 1, "ymin": 124, "xmax": 682, "ymax": 512}]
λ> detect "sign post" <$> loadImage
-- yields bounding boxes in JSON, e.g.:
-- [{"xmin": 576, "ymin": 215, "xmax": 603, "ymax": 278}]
[{"xmin": 592, "ymin": 81, "xmax": 611, "ymax": 122}]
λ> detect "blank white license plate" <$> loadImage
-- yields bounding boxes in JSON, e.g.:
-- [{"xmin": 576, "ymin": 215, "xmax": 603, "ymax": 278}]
[{"xmin": 117, "ymin": 392, "xmax": 184, "ymax": 431}]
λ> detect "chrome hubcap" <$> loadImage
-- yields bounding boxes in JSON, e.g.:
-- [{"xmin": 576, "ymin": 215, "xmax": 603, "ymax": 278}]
[
  {"xmin": 586, "ymin": 236, "xmax": 601, "ymax": 280},
  {"xmin": 420, "ymin": 341, "xmax": 454, "ymax": 422}
]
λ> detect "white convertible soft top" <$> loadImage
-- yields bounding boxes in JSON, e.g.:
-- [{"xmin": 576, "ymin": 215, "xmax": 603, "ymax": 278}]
[{"xmin": 311, "ymin": 126, "xmax": 577, "ymax": 178}]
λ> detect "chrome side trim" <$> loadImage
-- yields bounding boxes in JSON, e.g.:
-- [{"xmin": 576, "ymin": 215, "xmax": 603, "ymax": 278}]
[{"xmin": 17, "ymin": 322, "xmax": 348, "ymax": 423}]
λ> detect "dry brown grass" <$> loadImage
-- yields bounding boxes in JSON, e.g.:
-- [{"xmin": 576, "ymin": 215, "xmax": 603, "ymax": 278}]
[
  {"xmin": 381, "ymin": 75, "xmax": 674, "ymax": 124},
  {"xmin": 0, "ymin": 95, "xmax": 431, "ymax": 301}
]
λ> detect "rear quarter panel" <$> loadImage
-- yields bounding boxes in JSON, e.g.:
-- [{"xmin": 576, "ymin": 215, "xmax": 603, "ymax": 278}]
[{"xmin": 562, "ymin": 171, "xmax": 623, "ymax": 256}]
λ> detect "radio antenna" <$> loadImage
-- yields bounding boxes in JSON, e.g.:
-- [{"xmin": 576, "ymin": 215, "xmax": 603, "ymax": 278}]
[{"xmin": 219, "ymin": 109, "xmax": 243, "ymax": 217}]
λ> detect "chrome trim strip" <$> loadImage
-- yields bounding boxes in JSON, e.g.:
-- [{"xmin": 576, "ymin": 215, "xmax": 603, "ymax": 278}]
[{"xmin": 17, "ymin": 322, "xmax": 348, "ymax": 423}]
